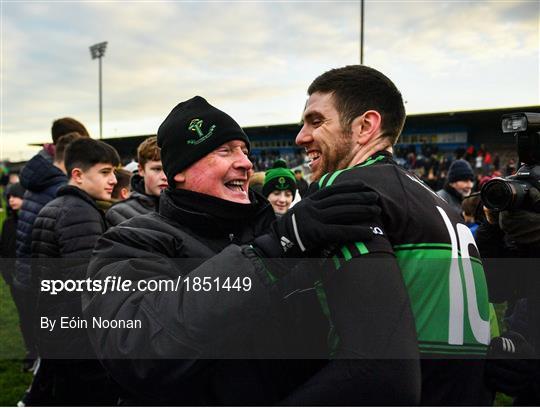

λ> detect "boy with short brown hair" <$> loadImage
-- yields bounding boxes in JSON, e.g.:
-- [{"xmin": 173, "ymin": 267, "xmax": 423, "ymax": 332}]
[{"xmin": 106, "ymin": 136, "xmax": 167, "ymax": 226}]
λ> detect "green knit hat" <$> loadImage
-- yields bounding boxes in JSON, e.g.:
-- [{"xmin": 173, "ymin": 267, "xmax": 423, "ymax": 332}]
[{"xmin": 262, "ymin": 164, "xmax": 297, "ymax": 199}]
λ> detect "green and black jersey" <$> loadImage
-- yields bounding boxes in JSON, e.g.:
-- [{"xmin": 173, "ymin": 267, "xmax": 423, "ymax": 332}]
[{"xmin": 314, "ymin": 150, "xmax": 491, "ymax": 357}]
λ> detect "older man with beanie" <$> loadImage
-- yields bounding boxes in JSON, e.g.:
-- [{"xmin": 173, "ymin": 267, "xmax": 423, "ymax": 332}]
[
  {"xmin": 436, "ymin": 159, "xmax": 475, "ymax": 215},
  {"xmin": 83, "ymin": 96, "xmax": 381, "ymax": 405}
]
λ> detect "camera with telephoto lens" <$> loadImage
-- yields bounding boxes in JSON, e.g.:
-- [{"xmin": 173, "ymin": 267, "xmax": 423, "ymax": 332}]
[{"xmin": 481, "ymin": 112, "xmax": 540, "ymax": 213}]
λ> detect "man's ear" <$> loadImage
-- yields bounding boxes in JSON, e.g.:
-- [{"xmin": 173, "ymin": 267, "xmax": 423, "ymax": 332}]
[
  {"xmin": 173, "ymin": 172, "xmax": 186, "ymax": 184},
  {"xmin": 120, "ymin": 187, "xmax": 130, "ymax": 200},
  {"xmin": 350, "ymin": 110, "xmax": 382, "ymax": 145},
  {"xmin": 71, "ymin": 168, "xmax": 83, "ymax": 185}
]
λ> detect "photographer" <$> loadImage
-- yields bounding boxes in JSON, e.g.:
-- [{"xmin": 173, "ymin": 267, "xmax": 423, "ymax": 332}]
[{"xmin": 477, "ymin": 112, "xmax": 540, "ymax": 404}]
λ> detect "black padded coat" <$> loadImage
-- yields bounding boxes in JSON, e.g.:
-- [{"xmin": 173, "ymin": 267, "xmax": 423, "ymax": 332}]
[
  {"xmin": 82, "ymin": 188, "xmax": 322, "ymax": 405},
  {"xmin": 32, "ymin": 185, "xmax": 107, "ymax": 358}
]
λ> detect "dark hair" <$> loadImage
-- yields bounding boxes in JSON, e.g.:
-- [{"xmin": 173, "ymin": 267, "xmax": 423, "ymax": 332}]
[
  {"xmin": 111, "ymin": 168, "xmax": 132, "ymax": 200},
  {"xmin": 65, "ymin": 139, "xmax": 120, "ymax": 177},
  {"xmin": 307, "ymin": 65, "xmax": 406, "ymax": 144},
  {"xmin": 6, "ymin": 182, "xmax": 26, "ymax": 199},
  {"xmin": 462, "ymin": 194, "xmax": 481, "ymax": 217},
  {"xmin": 51, "ymin": 117, "xmax": 90, "ymax": 144},
  {"xmin": 137, "ymin": 136, "xmax": 161, "ymax": 167},
  {"xmin": 54, "ymin": 132, "xmax": 85, "ymax": 163}
]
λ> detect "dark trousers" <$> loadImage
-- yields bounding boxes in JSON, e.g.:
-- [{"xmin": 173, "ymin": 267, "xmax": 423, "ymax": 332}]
[{"xmin": 11, "ymin": 285, "xmax": 37, "ymax": 360}]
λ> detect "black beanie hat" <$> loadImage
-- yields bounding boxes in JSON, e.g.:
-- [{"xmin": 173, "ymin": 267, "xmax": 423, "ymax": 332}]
[
  {"xmin": 157, "ymin": 96, "xmax": 250, "ymax": 185},
  {"xmin": 6, "ymin": 182, "xmax": 26, "ymax": 199},
  {"xmin": 448, "ymin": 159, "xmax": 474, "ymax": 183}
]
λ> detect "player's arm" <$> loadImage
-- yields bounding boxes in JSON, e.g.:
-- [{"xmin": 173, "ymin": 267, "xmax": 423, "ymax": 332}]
[{"xmin": 282, "ymin": 227, "xmax": 421, "ymax": 405}]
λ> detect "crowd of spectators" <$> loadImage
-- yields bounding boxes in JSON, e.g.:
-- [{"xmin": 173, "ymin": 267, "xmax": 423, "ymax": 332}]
[
  {"xmin": 393, "ymin": 142, "xmax": 518, "ymax": 193},
  {"xmin": 249, "ymin": 149, "xmax": 306, "ymax": 172},
  {"xmin": 1, "ymin": 142, "xmax": 519, "ymax": 200}
]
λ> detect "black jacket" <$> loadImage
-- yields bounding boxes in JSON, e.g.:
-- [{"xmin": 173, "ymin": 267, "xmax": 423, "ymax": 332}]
[
  {"xmin": 15, "ymin": 151, "xmax": 67, "ymax": 291},
  {"xmin": 105, "ymin": 175, "xmax": 158, "ymax": 227},
  {"xmin": 83, "ymin": 188, "xmax": 318, "ymax": 405},
  {"xmin": 436, "ymin": 184, "xmax": 463, "ymax": 216},
  {"xmin": 32, "ymin": 185, "xmax": 107, "ymax": 358}
]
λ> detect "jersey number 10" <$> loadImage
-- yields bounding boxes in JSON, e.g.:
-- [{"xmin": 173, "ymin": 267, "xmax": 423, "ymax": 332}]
[{"xmin": 437, "ymin": 206, "xmax": 490, "ymax": 346}]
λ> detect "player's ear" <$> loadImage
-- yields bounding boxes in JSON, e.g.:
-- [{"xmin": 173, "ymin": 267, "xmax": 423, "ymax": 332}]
[{"xmin": 351, "ymin": 110, "xmax": 382, "ymax": 145}]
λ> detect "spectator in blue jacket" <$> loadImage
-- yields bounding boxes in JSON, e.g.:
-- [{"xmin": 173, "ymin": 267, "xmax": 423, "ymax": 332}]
[{"xmin": 14, "ymin": 123, "xmax": 87, "ymax": 371}]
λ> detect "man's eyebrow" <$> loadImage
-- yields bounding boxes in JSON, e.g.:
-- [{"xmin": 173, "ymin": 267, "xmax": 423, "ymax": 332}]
[{"xmin": 303, "ymin": 111, "xmax": 315, "ymax": 121}]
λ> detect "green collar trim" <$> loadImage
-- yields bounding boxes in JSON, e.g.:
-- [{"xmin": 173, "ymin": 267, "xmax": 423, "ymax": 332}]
[{"xmin": 318, "ymin": 154, "xmax": 386, "ymax": 188}]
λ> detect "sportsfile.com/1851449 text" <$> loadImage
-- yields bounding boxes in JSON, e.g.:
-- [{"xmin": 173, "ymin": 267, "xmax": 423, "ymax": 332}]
[{"xmin": 40, "ymin": 275, "xmax": 252, "ymax": 295}]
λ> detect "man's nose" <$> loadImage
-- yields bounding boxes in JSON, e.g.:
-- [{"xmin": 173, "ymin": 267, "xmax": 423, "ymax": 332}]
[
  {"xmin": 234, "ymin": 152, "xmax": 253, "ymax": 171},
  {"xmin": 295, "ymin": 125, "xmax": 312, "ymax": 147}
]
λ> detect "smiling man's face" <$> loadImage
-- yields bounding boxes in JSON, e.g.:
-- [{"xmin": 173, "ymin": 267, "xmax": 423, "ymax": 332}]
[
  {"xmin": 296, "ymin": 92, "xmax": 355, "ymax": 182},
  {"xmin": 174, "ymin": 140, "xmax": 253, "ymax": 204}
]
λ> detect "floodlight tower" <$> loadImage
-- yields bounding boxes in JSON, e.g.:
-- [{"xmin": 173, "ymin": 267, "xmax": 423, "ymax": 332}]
[
  {"xmin": 89, "ymin": 41, "xmax": 108, "ymax": 139},
  {"xmin": 360, "ymin": 0, "xmax": 364, "ymax": 64}
]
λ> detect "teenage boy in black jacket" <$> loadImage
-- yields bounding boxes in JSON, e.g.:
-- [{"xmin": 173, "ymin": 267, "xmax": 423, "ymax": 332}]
[{"xmin": 29, "ymin": 138, "xmax": 120, "ymax": 405}]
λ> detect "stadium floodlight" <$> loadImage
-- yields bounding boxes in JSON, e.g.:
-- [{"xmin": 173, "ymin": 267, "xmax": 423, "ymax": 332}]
[
  {"xmin": 89, "ymin": 42, "xmax": 108, "ymax": 139},
  {"xmin": 90, "ymin": 41, "xmax": 107, "ymax": 60},
  {"xmin": 360, "ymin": 0, "xmax": 364, "ymax": 64}
]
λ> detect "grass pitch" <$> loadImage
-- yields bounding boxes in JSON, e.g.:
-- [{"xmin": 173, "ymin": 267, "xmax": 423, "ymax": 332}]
[{"xmin": 0, "ymin": 278, "xmax": 32, "ymax": 406}]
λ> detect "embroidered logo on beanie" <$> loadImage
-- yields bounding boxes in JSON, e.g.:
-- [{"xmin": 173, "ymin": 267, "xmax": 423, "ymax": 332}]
[
  {"xmin": 262, "ymin": 161, "xmax": 297, "ymax": 198},
  {"xmin": 187, "ymin": 119, "xmax": 216, "ymax": 145}
]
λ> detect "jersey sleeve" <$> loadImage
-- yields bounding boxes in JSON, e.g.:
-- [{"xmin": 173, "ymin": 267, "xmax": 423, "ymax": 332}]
[{"xmin": 327, "ymin": 214, "xmax": 394, "ymax": 273}]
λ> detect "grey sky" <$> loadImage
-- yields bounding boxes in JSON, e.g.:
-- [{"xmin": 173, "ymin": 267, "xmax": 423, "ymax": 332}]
[{"xmin": 1, "ymin": 0, "xmax": 538, "ymax": 160}]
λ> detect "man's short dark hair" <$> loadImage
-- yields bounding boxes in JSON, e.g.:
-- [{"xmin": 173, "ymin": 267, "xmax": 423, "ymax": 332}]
[
  {"xmin": 65, "ymin": 139, "xmax": 120, "ymax": 177},
  {"xmin": 54, "ymin": 132, "xmax": 85, "ymax": 163},
  {"xmin": 51, "ymin": 117, "xmax": 90, "ymax": 144},
  {"xmin": 307, "ymin": 65, "xmax": 406, "ymax": 145},
  {"xmin": 462, "ymin": 194, "xmax": 481, "ymax": 217}
]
